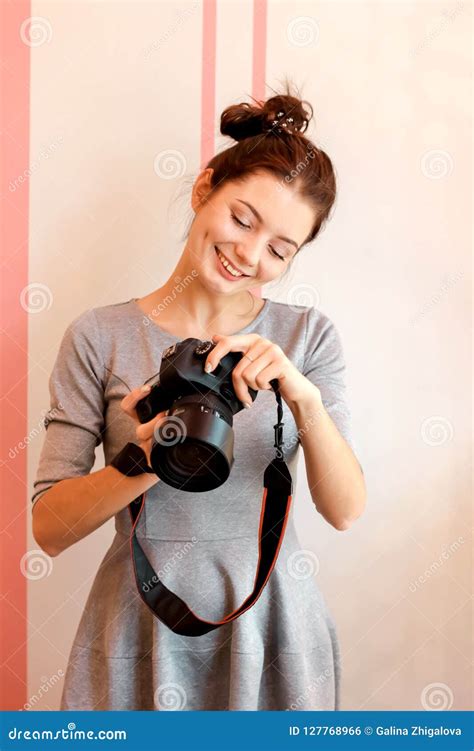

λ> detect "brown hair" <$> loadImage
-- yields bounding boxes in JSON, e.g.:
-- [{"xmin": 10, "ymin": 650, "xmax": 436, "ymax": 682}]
[{"xmin": 205, "ymin": 80, "xmax": 337, "ymax": 252}]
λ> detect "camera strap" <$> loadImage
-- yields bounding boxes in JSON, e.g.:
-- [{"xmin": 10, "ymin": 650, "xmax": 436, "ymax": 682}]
[{"xmin": 127, "ymin": 380, "xmax": 293, "ymax": 637}]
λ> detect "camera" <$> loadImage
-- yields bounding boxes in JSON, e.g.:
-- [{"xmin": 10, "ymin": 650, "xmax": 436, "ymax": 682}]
[{"xmin": 135, "ymin": 338, "xmax": 258, "ymax": 492}]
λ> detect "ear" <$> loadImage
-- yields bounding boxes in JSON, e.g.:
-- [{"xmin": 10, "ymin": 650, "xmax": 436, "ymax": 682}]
[{"xmin": 191, "ymin": 168, "xmax": 214, "ymax": 211}]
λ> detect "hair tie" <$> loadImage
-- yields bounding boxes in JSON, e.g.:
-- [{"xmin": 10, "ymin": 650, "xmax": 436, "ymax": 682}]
[{"xmin": 264, "ymin": 109, "xmax": 305, "ymax": 136}]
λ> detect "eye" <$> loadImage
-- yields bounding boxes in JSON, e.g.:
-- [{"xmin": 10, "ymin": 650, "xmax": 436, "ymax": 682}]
[
  {"xmin": 231, "ymin": 213, "xmax": 286, "ymax": 261},
  {"xmin": 269, "ymin": 246, "xmax": 285, "ymax": 261},
  {"xmin": 231, "ymin": 213, "xmax": 251, "ymax": 230}
]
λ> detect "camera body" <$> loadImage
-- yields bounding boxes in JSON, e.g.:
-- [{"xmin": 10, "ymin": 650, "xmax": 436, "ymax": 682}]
[{"xmin": 135, "ymin": 338, "xmax": 258, "ymax": 491}]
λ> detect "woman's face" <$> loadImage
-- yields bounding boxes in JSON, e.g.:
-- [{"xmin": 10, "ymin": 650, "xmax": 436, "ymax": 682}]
[{"xmin": 188, "ymin": 169, "xmax": 316, "ymax": 290}]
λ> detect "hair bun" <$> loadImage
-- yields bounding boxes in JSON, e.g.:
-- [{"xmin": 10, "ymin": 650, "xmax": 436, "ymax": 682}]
[{"xmin": 221, "ymin": 91, "xmax": 313, "ymax": 142}]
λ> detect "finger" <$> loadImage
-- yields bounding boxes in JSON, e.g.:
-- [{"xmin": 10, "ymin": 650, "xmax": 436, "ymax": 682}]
[
  {"xmin": 135, "ymin": 410, "xmax": 168, "ymax": 441},
  {"xmin": 205, "ymin": 334, "xmax": 259, "ymax": 373},
  {"xmin": 252, "ymin": 362, "xmax": 287, "ymax": 390},
  {"xmin": 233, "ymin": 341, "xmax": 273, "ymax": 376},
  {"xmin": 232, "ymin": 345, "xmax": 274, "ymax": 402},
  {"xmin": 120, "ymin": 384, "xmax": 152, "ymax": 417}
]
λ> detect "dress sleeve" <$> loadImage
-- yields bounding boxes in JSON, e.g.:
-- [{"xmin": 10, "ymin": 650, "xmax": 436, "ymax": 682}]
[
  {"xmin": 300, "ymin": 306, "xmax": 360, "ymax": 461},
  {"xmin": 31, "ymin": 308, "xmax": 106, "ymax": 507}
]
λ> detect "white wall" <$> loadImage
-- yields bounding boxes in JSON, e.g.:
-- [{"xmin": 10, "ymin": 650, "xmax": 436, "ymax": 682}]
[{"xmin": 27, "ymin": 0, "xmax": 471, "ymax": 710}]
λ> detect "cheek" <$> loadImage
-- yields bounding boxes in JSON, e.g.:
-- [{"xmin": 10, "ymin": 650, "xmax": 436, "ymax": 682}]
[
  {"xmin": 267, "ymin": 269, "xmax": 283, "ymax": 282},
  {"xmin": 213, "ymin": 215, "xmax": 240, "ymax": 241},
  {"xmin": 208, "ymin": 217, "xmax": 286, "ymax": 276},
  {"xmin": 256, "ymin": 262, "xmax": 282, "ymax": 283}
]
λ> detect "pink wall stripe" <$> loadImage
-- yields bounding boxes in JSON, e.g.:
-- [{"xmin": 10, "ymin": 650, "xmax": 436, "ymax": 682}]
[
  {"xmin": 200, "ymin": 0, "xmax": 266, "ymax": 298},
  {"xmin": 0, "ymin": 0, "xmax": 268, "ymax": 708},
  {"xmin": 0, "ymin": 0, "xmax": 30, "ymax": 710},
  {"xmin": 200, "ymin": 0, "xmax": 217, "ymax": 170}
]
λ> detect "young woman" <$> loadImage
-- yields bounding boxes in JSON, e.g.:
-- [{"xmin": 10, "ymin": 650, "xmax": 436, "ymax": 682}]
[{"xmin": 32, "ymin": 87, "xmax": 366, "ymax": 711}]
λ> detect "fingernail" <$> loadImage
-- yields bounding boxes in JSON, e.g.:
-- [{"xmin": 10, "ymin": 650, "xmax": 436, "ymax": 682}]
[
  {"xmin": 141, "ymin": 384, "xmax": 151, "ymax": 392},
  {"xmin": 205, "ymin": 363, "xmax": 213, "ymax": 373},
  {"xmin": 244, "ymin": 402, "xmax": 252, "ymax": 409}
]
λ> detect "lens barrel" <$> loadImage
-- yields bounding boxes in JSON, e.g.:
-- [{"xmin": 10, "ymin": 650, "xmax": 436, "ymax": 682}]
[{"xmin": 149, "ymin": 395, "xmax": 235, "ymax": 491}]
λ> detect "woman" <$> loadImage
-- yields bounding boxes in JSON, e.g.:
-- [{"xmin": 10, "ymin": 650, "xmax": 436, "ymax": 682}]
[{"xmin": 32, "ymin": 87, "xmax": 366, "ymax": 711}]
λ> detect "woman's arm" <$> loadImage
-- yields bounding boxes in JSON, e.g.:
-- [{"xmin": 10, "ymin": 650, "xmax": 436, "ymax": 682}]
[
  {"xmin": 32, "ymin": 385, "xmax": 168, "ymax": 558},
  {"xmin": 32, "ymin": 466, "xmax": 159, "ymax": 557},
  {"xmin": 205, "ymin": 325, "xmax": 366, "ymax": 531},
  {"xmin": 287, "ymin": 386, "xmax": 366, "ymax": 531}
]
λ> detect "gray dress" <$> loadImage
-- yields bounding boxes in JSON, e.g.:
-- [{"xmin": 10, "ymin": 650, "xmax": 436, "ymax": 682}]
[{"xmin": 31, "ymin": 297, "xmax": 358, "ymax": 711}]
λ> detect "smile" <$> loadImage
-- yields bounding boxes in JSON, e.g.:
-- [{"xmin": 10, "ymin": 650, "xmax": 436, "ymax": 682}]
[{"xmin": 214, "ymin": 246, "xmax": 250, "ymax": 277}]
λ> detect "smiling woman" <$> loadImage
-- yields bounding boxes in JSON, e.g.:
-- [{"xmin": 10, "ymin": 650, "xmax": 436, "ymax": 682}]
[
  {"xmin": 132, "ymin": 84, "xmax": 337, "ymax": 340},
  {"xmin": 31, "ymin": 81, "xmax": 364, "ymax": 712}
]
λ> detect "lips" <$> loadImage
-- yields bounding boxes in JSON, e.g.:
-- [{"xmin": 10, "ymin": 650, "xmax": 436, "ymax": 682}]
[{"xmin": 214, "ymin": 245, "xmax": 250, "ymax": 277}]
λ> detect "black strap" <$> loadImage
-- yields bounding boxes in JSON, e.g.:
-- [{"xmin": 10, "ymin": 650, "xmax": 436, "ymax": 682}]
[{"xmin": 127, "ymin": 380, "xmax": 293, "ymax": 637}]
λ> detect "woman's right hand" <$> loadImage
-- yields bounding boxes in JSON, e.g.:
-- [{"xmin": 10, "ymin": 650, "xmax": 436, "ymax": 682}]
[{"xmin": 120, "ymin": 385, "xmax": 169, "ymax": 469}]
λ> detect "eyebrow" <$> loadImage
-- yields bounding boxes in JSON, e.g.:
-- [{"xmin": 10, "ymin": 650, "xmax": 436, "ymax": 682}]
[{"xmin": 236, "ymin": 199, "xmax": 300, "ymax": 250}]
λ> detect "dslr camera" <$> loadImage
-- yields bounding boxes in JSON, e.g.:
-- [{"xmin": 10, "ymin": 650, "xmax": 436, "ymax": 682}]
[{"xmin": 135, "ymin": 338, "xmax": 258, "ymax": 491}]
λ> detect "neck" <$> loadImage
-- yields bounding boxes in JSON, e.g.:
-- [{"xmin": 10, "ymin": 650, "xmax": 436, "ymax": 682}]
[{"xmin": 146, "ymin": 255, "xmax": 262, "ymax": 336}]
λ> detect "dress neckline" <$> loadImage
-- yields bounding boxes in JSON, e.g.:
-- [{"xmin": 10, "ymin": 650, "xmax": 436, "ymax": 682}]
[{"xmin": 128, "ymin": 296, "xmax": 271, "ymax": 341}]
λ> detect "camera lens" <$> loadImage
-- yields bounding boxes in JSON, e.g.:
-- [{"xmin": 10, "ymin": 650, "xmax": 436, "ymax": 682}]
[
  {"xmin": 167, "ymin": 441, "xmax": 213, "ymax": 477},
  {"xmin": 149, "ymin": 395, "xmax": 235, "ymax": 491}
]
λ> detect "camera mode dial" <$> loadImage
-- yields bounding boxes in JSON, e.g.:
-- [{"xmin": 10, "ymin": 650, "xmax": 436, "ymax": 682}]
[{"xmin": 194, "ymin": 341, "xmax": 214, "ymax": 358}]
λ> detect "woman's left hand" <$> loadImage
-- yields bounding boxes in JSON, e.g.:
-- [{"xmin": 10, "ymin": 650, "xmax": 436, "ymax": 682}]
[{"xmin": 205, "ymin": 333, "xmax": 321, "ymax": 409}]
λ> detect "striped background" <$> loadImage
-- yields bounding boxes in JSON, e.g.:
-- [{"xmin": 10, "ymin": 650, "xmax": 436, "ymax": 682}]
[
  {"xmin": 1, "ymin": 0, "xmax": 269, "ymax": 710},
  {"xmin": 1, "ymin": 0, "xmax": 31, "ymax": 711},
  {"xmin": 1, "ymin": 0, "xmax": 471, "ymax": 713}
]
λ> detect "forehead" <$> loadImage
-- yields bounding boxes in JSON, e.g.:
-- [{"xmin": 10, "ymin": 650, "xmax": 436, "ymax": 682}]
[{"xmin": 223, "ymin": 172, "xmax": 315, "ymax": 247}]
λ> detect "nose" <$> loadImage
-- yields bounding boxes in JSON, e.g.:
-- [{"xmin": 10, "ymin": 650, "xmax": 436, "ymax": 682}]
[{"xmin": 234, "ymin": 241, "xmax": 263, "ymax": 274}]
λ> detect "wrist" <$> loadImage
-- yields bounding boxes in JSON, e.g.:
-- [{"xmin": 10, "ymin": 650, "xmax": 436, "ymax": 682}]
[
  {"xmin": 286, "ymin": 382, "xmax": 323, "ymax": 413},
  {"xmin": 110, "ymin": 442, "xmax": 156, "ymax": 477}
]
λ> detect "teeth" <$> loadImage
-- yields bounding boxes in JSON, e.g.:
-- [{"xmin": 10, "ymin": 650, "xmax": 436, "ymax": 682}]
[{"xmin": 216, "ymin": 248, "xmax": 243, "ymax": 277}]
